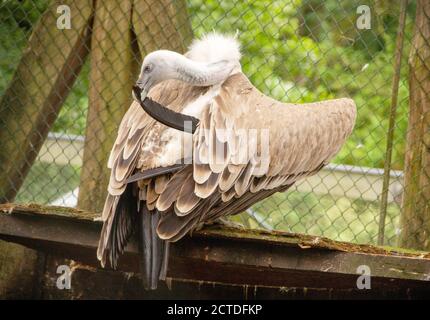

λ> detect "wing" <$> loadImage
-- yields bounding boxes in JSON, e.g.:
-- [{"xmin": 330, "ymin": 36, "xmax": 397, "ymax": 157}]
[
  {"xmin": 97, "ymin": 79, "xmax": 209, "ymax": 265},
  {"xmin": 154, "ymin": 73, "xmax": 356, "ymax": 241}
]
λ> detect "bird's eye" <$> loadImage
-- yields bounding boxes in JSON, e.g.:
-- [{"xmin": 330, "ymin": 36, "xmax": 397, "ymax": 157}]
[{"xmin": 143, "ymin": 65, "xmax": 152, "ymax": 73}]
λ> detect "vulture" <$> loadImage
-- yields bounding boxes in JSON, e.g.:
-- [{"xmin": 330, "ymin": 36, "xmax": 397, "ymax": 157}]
[{"xmin": 97, "ymin": 32, "xmax": 356, "ymax": 289}]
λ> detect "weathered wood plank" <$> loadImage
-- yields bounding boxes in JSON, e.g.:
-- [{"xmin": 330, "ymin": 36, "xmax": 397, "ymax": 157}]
[
  {"xmin": 0, "ymin": 0, "xmax": 93, "ymax": 202},
  {"xmin": 41, "ymin": 257, "xmax": 429, "ymax": 299},
  {"xmin": 0, "ymin": 240, "xmax": 42, "ymax": 299},
  {"xmin": 399, "ymin": 0, "xmax": 430, "ymax": 250},
  {"xmin": 1, "ymin": 203, "xmax": 429, "ymax": 290}
]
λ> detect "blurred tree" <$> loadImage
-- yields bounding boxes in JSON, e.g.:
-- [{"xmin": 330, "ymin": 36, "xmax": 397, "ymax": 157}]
[{"xmin": 0, "ymin": 0, "xmax": 93, "ymax": 202}]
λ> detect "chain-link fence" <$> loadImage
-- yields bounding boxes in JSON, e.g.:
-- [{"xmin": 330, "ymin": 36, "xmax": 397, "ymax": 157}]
[{"xmin": 0, "ymin": 0, "xmax": 428, "ymax": 251}]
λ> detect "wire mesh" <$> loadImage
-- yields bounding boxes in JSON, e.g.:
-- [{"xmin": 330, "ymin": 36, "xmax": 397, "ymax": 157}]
[{"xmin": 0, "ymin": 0, "xmax": 428, "ymax": 250}]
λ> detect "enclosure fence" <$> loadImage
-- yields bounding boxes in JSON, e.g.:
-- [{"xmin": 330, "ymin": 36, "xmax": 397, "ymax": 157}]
[{"xmin": 0, "ymin": 0, "xmax": 429, "ymax": 251}]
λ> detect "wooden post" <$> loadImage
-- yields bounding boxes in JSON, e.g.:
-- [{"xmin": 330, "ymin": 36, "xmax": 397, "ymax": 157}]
[
  {"xmin": 399, "ymin": 0, "xmax": 430, "ymax": 250},
  {"xmin": 377, "ymin": 0, "xmax": 408, "ymax": 246},
  {"xmin": 77, "ymin": 0, "xmax": 136, "ymax": 212},
  {"xmin": 131, "ymin": 0, "xmax": 192, "ymax": 53},
  {"xmin": 0, "ymin": 0, "xmax": 93, "ymax": 202},
  {"xmin": 77, "ymin": 0, "xmax": 192, "ymax": 211}
]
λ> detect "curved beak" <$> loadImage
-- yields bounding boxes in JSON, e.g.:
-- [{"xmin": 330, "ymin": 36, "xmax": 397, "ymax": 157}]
[{"xmin": 132, "ymin": 85, "xmax": 148, "ymax": 103}]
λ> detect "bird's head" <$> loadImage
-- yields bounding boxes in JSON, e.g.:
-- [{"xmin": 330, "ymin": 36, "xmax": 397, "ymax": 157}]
[
  {"xmin": 134, "ymin": 49, "xmax": 237, "ymax": 102},
  {"xmin": 134, "ymin": 50, "xmax": 179, "ymax": 100}
]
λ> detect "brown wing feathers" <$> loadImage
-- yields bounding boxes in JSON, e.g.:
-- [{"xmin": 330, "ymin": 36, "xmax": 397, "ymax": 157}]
[
  {"xmin": 97, "ymin": 80, "xmax": 204, "ymax": 267},
  {"xmin": 97, "ymin": 72, "xmax": 356, "ymax": 283},
  {"xmin": 151, "ymin": 73, "xmax": 356, "ymax": 242}
]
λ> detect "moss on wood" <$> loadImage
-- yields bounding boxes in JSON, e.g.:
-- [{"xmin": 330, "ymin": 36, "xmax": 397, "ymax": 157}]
[{"xmin": 1, "ymin": 203, "xmax": 429, "ymax": 260}]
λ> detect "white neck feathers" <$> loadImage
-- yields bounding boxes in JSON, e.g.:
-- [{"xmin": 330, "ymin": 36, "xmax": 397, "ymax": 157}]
[{"xmin": 176, "ymin": 32, "xmax": 242, "ymax": 86}]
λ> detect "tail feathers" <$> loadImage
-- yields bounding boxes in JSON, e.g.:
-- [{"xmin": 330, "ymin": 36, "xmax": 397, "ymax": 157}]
[
  {"xmin": 98, "ymin": 185, "xmax": 169, "ymax": 290},
  {"xmin": 97, "ymin": 184, "xmax": 136, "ymax": 269},
  {"xmin": 108, "ymin": 188, "xmax": 137, "ymax": 269},
  {"xmin": 139, "ymin": 206, "xmax": 169, "ymax": 290}
]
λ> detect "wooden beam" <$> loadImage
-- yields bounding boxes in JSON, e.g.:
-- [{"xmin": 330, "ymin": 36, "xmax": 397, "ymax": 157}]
[
  {"xmin": 0, "ymin": 240, "xmax": 42, "ymax": 299},
  {"xmin": 1, "ymin": 203, "xmax": 429, "ymax": 291},
  {"xmin": 0, "ymin": 0, "xmax": 93, "ymax": 202},
  {"xmin": 399, "ymin": 0, "xmax": 430, "ymax": 250}
]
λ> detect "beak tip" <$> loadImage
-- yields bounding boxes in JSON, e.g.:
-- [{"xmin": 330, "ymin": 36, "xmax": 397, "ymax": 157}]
[
  {"xmin": 132, "ymin": 88, "xmax": 140, "ymax": 102},
  {"xmin": 132, "ymin": 86, "xmax": 148, "ymax": 103}
]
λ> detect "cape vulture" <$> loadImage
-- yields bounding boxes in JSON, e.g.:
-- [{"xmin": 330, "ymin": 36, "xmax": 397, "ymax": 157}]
[{"xmin": 97, "ymin": 32, "xmax": 356, "ymax": 289}]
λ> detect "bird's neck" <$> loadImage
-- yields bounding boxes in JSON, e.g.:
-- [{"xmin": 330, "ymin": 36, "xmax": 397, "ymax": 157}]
[{"xmin": 168, "ymin": 51, "xmax": 236, "ymax": 86}]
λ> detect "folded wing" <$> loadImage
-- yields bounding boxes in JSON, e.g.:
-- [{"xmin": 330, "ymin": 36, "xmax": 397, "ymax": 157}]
[{"xmin": 155, "ymin": 73, "xmax": 356, "ymax": 240}]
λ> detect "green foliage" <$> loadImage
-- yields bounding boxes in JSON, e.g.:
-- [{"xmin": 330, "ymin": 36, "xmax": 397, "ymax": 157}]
[
  {"xmin": 0, "ymin": 23, "xmax": 26, "ymax": 93},
  {"xmin": 0, "ymin": 0, "xmax": 416, "ymax": 168},
  {"xmin": 15, "ymin": 162, "xmax": 80, "ymax": 204},
  {"xmin": 233, "ymin": 190, "xmax": 400, "ymax": 245},
  {"xmin": 51, "ymin": 64, "xmax": 89, "ymax": 136},
  {"xmin": 0, "ymin": 0, "xmax": 89, "ymax": 136},
  {"xmin": 1, "ymin": 1, "xmax": 417, "ymax": 244},
  {"xmin": 0, "ymin": 0, "xmax": 49, "ymax": 29},
  {"xmin": 188, "ymin": 0, "xmax": 413, "ymax": 170}
]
